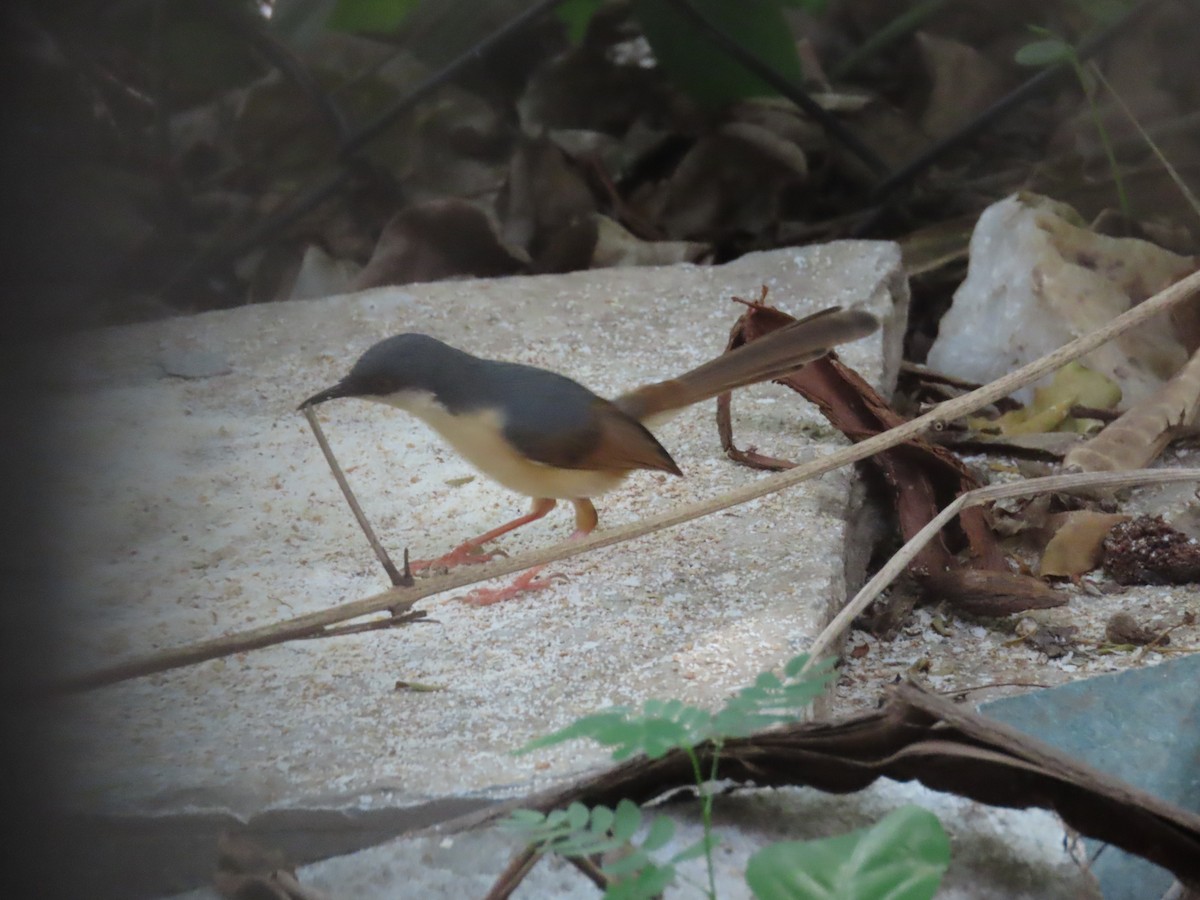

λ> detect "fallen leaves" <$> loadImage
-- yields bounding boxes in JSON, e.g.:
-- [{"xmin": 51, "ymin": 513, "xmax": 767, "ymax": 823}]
[{"xmin": 970, "ymin": 362, "xmax": 1121, "ymax": 437}]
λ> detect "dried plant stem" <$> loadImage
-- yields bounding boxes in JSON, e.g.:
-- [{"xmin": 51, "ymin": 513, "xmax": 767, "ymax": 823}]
[
  {"xmin": 302, "ymin": 406, "xmax": 409, "ymax": 587},
  {"xmin": 481, "ymin": 846, "xmax": 541, "ymax": 900},
  {"xmin": 801, "ymin": 468, "xmax": 1200, "ymax": 673},
  {"xmin": 50, "ymin": 269, "xmax": 1200, "ymax": 694},
  {"xmin": 1088, "ymin": 63, "xmax": 1200, "ymax": 223}
]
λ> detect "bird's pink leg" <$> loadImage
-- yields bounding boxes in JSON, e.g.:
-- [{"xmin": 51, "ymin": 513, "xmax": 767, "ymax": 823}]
[
  {"xmin": 410, "ymin": 498, "xmax": 557, "ymax": 572},
  {"xmin": 460, "ymin": 500, "xmax": 597, "ymax": 606}
]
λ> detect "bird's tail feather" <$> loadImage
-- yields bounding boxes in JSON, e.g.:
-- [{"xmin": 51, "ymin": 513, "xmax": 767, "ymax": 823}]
[{"xmin": 615, "ymin": 306, "xmax": 878, "ymax": 422}]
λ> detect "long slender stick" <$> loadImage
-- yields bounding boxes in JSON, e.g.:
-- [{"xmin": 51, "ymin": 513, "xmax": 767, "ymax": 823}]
[
  {"xmin": 48, "ymin": 268, "xmax": 1200, "ymax": 694},
  {"xmin": 302, "ymin": 406, "xmax": 409, "ymax": 587}
]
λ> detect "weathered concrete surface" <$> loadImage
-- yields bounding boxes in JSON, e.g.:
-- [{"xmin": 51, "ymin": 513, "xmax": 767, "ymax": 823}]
[{"xmin": 36, "ymin": 243, "xmax": 905, "ymax": 896}]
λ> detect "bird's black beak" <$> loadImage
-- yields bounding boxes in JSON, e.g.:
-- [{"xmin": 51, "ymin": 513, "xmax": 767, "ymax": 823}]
[{"xmin": 298, "ymin": 379, "xmax": 356, "ymax": 411}]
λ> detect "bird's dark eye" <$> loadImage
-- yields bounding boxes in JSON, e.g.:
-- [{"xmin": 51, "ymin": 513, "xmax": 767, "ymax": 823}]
[{"xmin": 360, "ymin": 374, "xmax": 398, "ymax": 396}]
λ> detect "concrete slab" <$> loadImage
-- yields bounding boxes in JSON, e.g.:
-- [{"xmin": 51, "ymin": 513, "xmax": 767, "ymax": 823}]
[{"xmin": 36, "ymin": 243, "xmax": 905, "ymax": 896}]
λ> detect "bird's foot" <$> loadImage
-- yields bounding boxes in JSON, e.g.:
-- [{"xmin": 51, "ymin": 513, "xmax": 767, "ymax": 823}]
[
  {"xmin": 460, "ymin": 566, "xmax": 561, "ymax": 606},
  {"xmin": 410, "ymin": 541, "xmax": 507, "ymax": 574}
]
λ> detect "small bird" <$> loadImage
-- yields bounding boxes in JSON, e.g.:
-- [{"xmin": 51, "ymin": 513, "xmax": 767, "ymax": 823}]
[{"xmin": 300, "ymin": 305, "xmax": 878, "ymax": 603}]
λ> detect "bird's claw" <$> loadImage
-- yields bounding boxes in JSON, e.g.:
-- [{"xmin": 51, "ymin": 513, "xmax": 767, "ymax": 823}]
[
  {"xmin": 410, "ymin": 542, "xmax": 507, "ymax": 574},
  {"xmin": 460, "ymin": 567, "xmax": 559, "ymax": 606}
]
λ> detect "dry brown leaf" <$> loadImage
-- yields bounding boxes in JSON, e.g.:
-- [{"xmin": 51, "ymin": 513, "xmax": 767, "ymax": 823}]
[
  {"xmin": 1039, "ymin": 511, "xmax": 1130, "ymax": 578},
  {"xmin": 497, "ymin": 133, "xmax": 598, "ymax": 261},
  {"xmin": 915, "ymin": 31, "xmax": 1007, "ymax": 141},
  {"xmin": 349, "ymin": 199, "xmax": 528, "ymax": 289},
  {"xmin": 644, "ymin": 118, "xmax": 812, "ymax": 241},
  {"xmin": 922, "ymin": 567, "xmax": 1065, "ymax": 616},
  {"xmin": 1105, "ymin": 611, "xmax": 1167, "ymax": 646},
  {"xmin": 589, "ymin": 214, "xmax": 709, "ymax": 268},
  {"xmin": 718, "ymin": 297, "xmax": 1069, "ymax": 616},
  {"xmin": 1065, "ymin": 345, "xmax": 1200, "ymax": 473}
]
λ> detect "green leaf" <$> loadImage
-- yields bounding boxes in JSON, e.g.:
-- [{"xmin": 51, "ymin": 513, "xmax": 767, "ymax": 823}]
[
  {"xmin": 508, "ymin": 803, "xmax": 633, "ymax": 857},
  {"xmin": 517, "ymin": 710, "xmax": 633, "ymax": 753},
  {"xmin": 589, "ymin": 804, "xmax": 615, "ymax": 834},
  {"xmin": 520, "ymin": 700, "xmax": 714, "ymax": 759},
  {"xmin": 554, "ymin": 831, "xmax": 628, "ymax": 857},
  {"xmin": 712, "ymin": 655, "xmax": 834, "ymax": 738},
  {"xmin": 778, "ymin": 0, "xmax": 828, "ymax": 10},
  {"xmin": 1014, "ymin": 37, "xmax": 1074, "ymax": 67},
  {"xmin": 326, "ymin": 0, "xmax": 420, "ymax": 33},
  {"xmin": 746, "ymin": 806, "xmax": 950, "ymax": 900},
  {"xmin": 556, "ymin": 0, "xmax": 606, "ymax": 43},
  {"xmin": 613, "ymin": 798, "xmax": 644, "ymax": 841},
  {"xmin": 604, "ymin": 861, "xmax": 678, "ymax": 900},
  {"xmin": 567, "ymin": 801, "xmax": 591, "ymax": 831},
  {"xmin": 498, "ymin": 807, "xmax": 574, "ymax": 846},
  {"xmin": 639, "ymin": 814, "xmax": 676, "ymax": 853},
  {"xmin": 632, "ymin": 0, "xmax": 805, "ymax": 107},
  {"xmin": 603, "ymin": 849, "xmax": 655, "ymax": 877},
  {"xmin": 499, "ymin": 808, "xmax": 547, "ymax": 829}
]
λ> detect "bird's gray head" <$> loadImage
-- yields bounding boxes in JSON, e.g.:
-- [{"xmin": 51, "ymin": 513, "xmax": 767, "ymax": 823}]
[{"xmin": 298, "ymin": 333, "xmax": 460, "ymax": 410}]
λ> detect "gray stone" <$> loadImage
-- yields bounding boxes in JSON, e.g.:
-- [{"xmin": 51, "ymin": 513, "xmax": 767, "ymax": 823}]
[{"xmin": 983, "ymin": 654, "xmax": 1200, "ymax": 900}]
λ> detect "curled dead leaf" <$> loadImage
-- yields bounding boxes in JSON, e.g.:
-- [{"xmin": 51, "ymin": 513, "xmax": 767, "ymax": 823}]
[
  {"xmin": 1038, "ymin": 511, "xmax": 1130, "ymax": 578},
  {"xmin": 1065, "ymin": 345, "xmax": 1200, "ymax": 473},
  {"xmin": 350, "ymin": 199, "xmax": 528, "ymax": 290}
]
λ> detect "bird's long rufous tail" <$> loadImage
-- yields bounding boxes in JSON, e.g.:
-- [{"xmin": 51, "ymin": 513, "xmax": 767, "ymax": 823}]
[{"xmin": 614, "ymin": 306, "xmax": 879, "ymax": 422}]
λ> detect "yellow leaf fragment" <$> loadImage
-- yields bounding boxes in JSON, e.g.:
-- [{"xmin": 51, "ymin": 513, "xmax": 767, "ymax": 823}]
[{"xmin": 970, "ymin": 362, "xmax": 1121, "ymax": 436}]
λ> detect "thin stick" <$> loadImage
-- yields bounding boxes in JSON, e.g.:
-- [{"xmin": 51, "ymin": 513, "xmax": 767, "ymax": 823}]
[
  {"xmin": 302, "ymin": 406, "xmax": 409, "ymax": 588},
  {"xmin": 800, "ymin": 468, "xmax": 1200, "ymax": 673},
  {"xmin": 868, "ymin": 0, "xmax": 1163, "ymax": 200},
  {"xmin": 1088, "ymin": 64, "xmax": 1200, "ymax": 224},
  {"xmin": 482, "ymin": 845, "xmax": 540, "ymax": 900},
  {"xmin": 49, "ymin": 269, "xmax": 1200, "ymax": 694}
]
